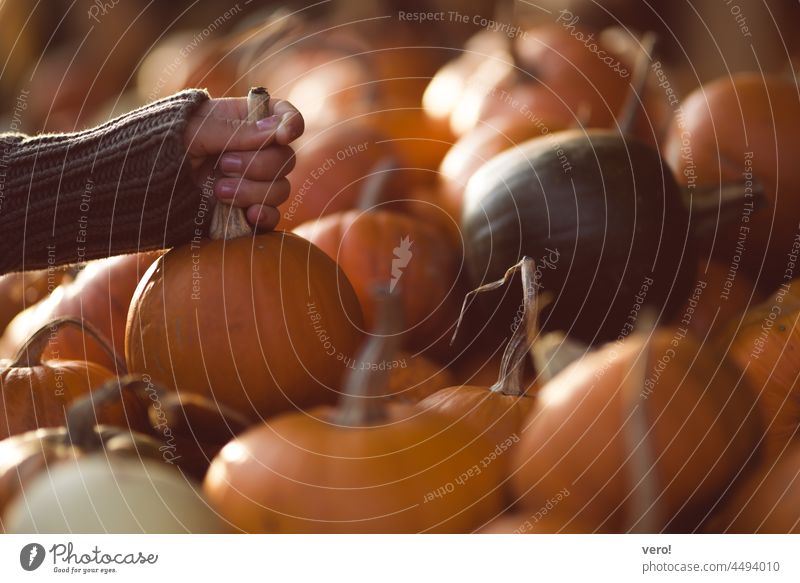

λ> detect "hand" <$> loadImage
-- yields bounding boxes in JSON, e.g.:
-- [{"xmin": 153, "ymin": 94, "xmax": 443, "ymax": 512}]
[{"xmin": 183, "ymin": 96, "xmax": 304, "ymax": 230}]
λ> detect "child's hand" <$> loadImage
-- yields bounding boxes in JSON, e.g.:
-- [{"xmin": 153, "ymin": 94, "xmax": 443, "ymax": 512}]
[{"xmin": 183, "ymin": 96, "xmax": 304, "ymax": 230}]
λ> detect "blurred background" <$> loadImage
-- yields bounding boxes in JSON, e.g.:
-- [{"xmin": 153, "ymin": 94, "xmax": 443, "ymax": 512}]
[{"xmin": 2, "ymin": 0, "xmax": 799, "ymax": 133}]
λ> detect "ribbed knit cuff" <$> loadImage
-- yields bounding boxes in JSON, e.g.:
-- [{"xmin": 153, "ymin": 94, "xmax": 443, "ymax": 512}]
[{"xmin": 0, "ymin": 89, "xmax": 211, "ymax": 275}]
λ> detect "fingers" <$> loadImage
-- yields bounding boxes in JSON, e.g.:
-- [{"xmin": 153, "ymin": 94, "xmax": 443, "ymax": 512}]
[
  {"xmin": 246, "ymin": 205, "xmax": 281, "ymax": 230},
  {"xmin": 185, "ymin": 101, "xmax": 279, "ymax": 158},
  {"xmin": 270, "ymin": 99, "xmax": 304, "ymax": 145},
  {"xmin": 186, "ymin": 97, "xmax": 304, "ymax": 158},
  {"xmin": 215, "ymin": 177, "xmax": 291, "ymax": 208},
  {"xmin": 217, "ymin": 146, "xmax": 296, "ymax": 180}
]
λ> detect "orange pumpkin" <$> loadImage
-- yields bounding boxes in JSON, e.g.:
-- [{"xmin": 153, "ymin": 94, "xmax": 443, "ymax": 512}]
[
  {"xmin": 479, "ymin": 511, "xmax": 588, "ymax": 534},
  {"xmin": 293, "ymin": 171, "xmax": 464, "ymax": 358},
  {"xmin": 126, "ymin": 230, "xmax": 363, "ymax": 420},
  {"xmin": 0, "ymin": 252, "xmax": 160, "ymax": 370},
  {"xmin": 204, "ymin": 291, "xmax": 504, "ymax": 533},
  {"xmin": 728, "ymin": 288, "xmax": 800, "ymax": 456},
  {"xmin": 0, "ymin": 318, "xmax": 116, "ymax": 441},
  {"xmin": 0, "ymin": 268, "xmax": 71, "ymax": 335},
  {"xmin": 127, "ymin": 89, "xmax": 363, "ymax": 421},
  {"xmin": 663, "ymin": 73, "xmax": 800, "ymax": 289},
  {"xmin": 280, "ymin": 120, "xmax": 399, "ymax": 230},
  {"xmin": 672, "ymin": 260, "xmax": 761, "ymax": 341},
  {"xmin": 511, "ymin": 322, "xmax": 762, "ymax": 533},
  {"xmin": 420, "ymin": 258, "xmax": 539, "ymax": 451},
  {"xmin": 510, "ymin": 23, "xmax": 631, "ymax": 128},
  {"xmin": 387, "ymin": 350, "xmax": 456, "ymax": 404},
  {"xmin": 707, "ymin": 445, "xmax": 800, "ymax": 533}
]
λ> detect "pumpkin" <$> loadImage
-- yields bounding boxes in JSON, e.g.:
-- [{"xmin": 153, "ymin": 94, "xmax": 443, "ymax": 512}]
[
  {"xmin": 0, "ymin": 379, "xmax": 164, "ymax": 522},
  {"xmin": 510, "ymin": 23, "xmax": 632, "ymax": 128},
  {"xmin": 4, "ymin": 454, "xmax": 224, "ymax": 533},
  {"xmin": 0, "ymin": 317, "xmax": 117, "ymax": 441},
  {"xmin": 204, "ymin": 290, "xmax": 505, "ymax": 533},
  {"xmin": 474, "ymin": 83, "xmax": 582, "ymax": 136},
  {"xmin": 707, "ymin": 445, "xmax": 800, "ymax": 533},
  {"xmin": 0, "ymin": 267, "xmax": 71, "ymax": 335},
  {"xmin": 479, "ymin": 512, "xmax": 588, "ymax": 534},
  {"xmin": 511, "ymin": 320, "xmax": 763, "ymax": 533},
  {"xmin": 453, "ymin": 347, "xmax": 505, "ymax": 388},
  {"xmin": 246, "ymin": 30, "xmax": 375, "ymax": 130},
  {"xmin": 127, "ymin": 88, "xmax": 363, "ymax": 421},
  {"xmin": 0, "ymin": 373, "xmax": 248, "ymax": 530},
  {"xmin": 127, "ymin": 230, "xmax": 363, "ymax": 420},
  {"xmin": 424, "ymin": 24, "xmax": 634, "ymax": 138},
  {"xmin": 377, "ymin": 183, "xmax": 462, "ymax": 249},
  {"xmin": 0, "ymin": 252, "xmax": 161, "ymax": 370},
  {"xmin": 368, "ymin": 107, "xmax": 454, "ymax": 175},
  {"xmin": 423, "ymin": 30, "xmax": 510, "ymax": 128},
  {"xmin": 293, "ymin": 163, "xmax": 464, "ymax": 358},
  {"xmin": 463, "ymin": 127, "xmax": 696, "ymax": 345},
  {"xmin": 728, "ymin": 287, "xmax": 800, "ymax": 456},
  {"xmin": 279, "ymin": 119, "xmax": 399, "ymax": 229},
  {"xmin": 673, "ymin": 260, "xmax": 761, "ymax": 341},
  {"xmin": 420, "ymin": 258, "xmax": 539, "ymax": 452},
  {"xmin": 439, "ymin": 112, "xmax": 572, "ymax": 221},
  {"xmin": 663, "ymin": 73, "xmax": 800, "ymax": 290},
  {"xmin": 387, "ymin": 350, "xmax": 456, "ymax": 404}
]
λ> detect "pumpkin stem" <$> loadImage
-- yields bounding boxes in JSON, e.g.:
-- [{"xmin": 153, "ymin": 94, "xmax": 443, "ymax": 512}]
[
  {"xmin": 450, "ymin": 258, "xmax": 531, "ymax": 346},
  {"xmin": 357, "ymin": 157, "xmax": 400, "ymax": 211},
  {"xmin": 333, "ymin": 288, "xmax": 403, "ymax": 426},
  {"xmin": 65, "ymin": 375, "xmax": 166, "ymax": 450},
  {"xmin": 208, "ymin": 87, "xmax": 269, "ymax": 241},
  {"xmin": 616, "ymin": 32, "xmax": 657, "ymax": 135},
  {"xmin": 686, "ymin": 180, "xmax": 766, "ymax": 238},
  {"xmin": 489, "ymin": 258, "xmax": 539, "ymax": 396},
  {"xmin": 623, "ymin": 308, "xmax": 663, "ymax": 533},
  {"xmin": 450, "ymin": 258, "xmax": 543, "ymax": 396},
  {"xmin": 10, "ymin": 316, "xmax": 127, "ymax": 374}
]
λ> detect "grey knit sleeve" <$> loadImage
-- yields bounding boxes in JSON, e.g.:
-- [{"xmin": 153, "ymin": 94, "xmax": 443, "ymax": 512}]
[{"xmin": 0, "ymin": 89, "xmax": 211, "ymax": 275}]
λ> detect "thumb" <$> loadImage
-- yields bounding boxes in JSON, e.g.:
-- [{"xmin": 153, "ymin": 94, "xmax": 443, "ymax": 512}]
[{"xmin": 184, "ymin": 98, "xmax": 280, "ymax": 158}]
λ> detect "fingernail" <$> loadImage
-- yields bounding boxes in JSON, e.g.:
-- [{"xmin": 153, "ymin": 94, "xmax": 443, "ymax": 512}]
[
  {"xmin": 256, "ymin": 115, "xmax": 280, "ymax": 132},
  {"xmin": 219, "ymin": 154, "xmax": 242, "ymax": 173},
  {"xmin": 216, "ymin": 180, "xmax": 236, "ymax": 199}
]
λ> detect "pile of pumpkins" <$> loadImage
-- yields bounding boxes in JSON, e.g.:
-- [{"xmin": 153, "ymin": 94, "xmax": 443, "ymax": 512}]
[{"xmin": 2, "ymin": 14, "xmax": 800, "ymax": 534}]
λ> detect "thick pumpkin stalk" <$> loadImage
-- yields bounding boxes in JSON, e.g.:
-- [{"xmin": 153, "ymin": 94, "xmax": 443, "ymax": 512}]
[
  {"xmin": 334, "ymin": 289, "xmax": 403, "ymax": 426},
  {"xmin": 11, "ymin": 316, "xmax": 127, "ymax": 374},
  {"xmin": 687, "ymin": 181, "xmax": 765, "ymax": 237},
  {"xmin": 616, "ymin": 32, "xmax": 657, "ymax": 135},
  {"xmin": 209, "ymin": 87, "xmax": 270, "ymax": 241},
  {"xmin": 357, "ymin": 157, "xmax": 399, "ymax": 210},
  {"xmin": 622, "ymin": 309, "xmax": 663, "ymax": 533}
]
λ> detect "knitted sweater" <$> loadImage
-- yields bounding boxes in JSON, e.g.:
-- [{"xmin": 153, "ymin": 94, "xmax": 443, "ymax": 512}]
[{"xmin": 0, "ymin": 89, "xmax": 210, "ymax": 275}]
